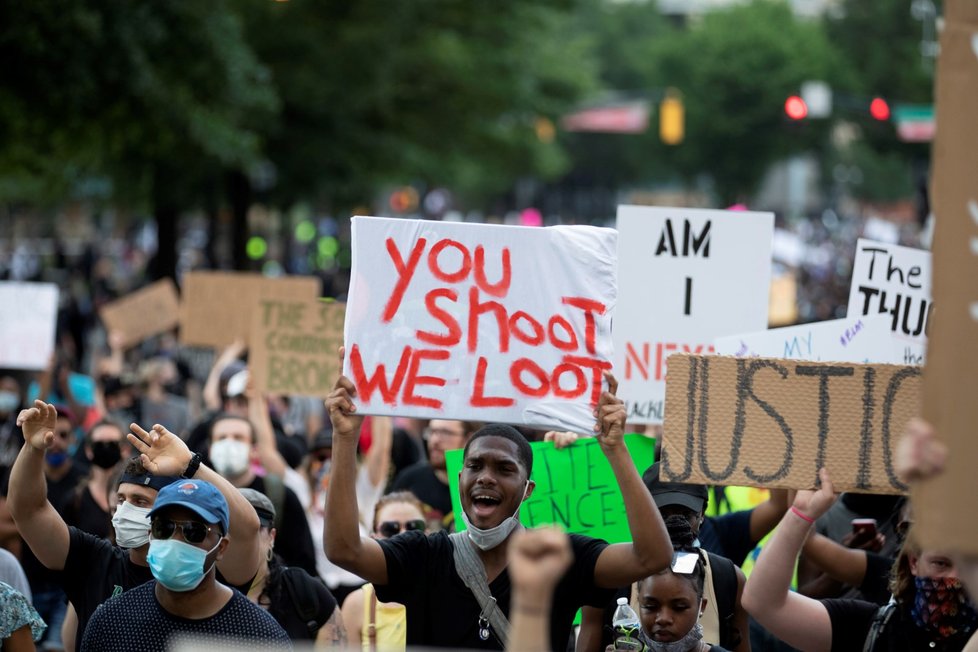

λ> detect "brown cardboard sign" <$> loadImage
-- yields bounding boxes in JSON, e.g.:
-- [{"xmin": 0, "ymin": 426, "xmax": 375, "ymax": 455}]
[
  {"xmin": 179, "ymin": 272, "xmax": 320, "ymax": 348},
  {"xmin": 661, "ymin": 354, "xmax": 920, "ymax": 493},
  {"xmin": 914, "ymin": 0, "xmax": 978, "ymax": 554},
  {"xmin": 249, "ymin": 299, "xmax": 345, "ymax": 397},
  {"xmin": 99, "ymin": 279, "xmax": 180, "ymax": 348}
]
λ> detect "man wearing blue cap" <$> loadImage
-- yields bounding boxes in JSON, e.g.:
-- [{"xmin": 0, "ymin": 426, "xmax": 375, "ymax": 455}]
[
  {"xmin": 81, "ymin": 478, "xmax": 289, "ymax": 651},
  {"xmin": 8, "ymin": 401, "xmax": 264, "ymax": 649}
]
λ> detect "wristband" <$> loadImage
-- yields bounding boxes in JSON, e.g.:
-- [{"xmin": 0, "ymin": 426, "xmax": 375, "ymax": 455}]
[
  {"xmin": 181, "ymin": 452, "xmax": 202, "ymax": 479},
  {"xmin": 790, "ymin": 506, "xmax": 815, "ymax": 525}
]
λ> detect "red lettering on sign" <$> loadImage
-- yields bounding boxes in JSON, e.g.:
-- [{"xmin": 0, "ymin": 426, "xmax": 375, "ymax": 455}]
[
  {"xmin": 547, "ymin": 315, "xmax": 578, "ymax": 351},
  {"xmin": 625, "ymin": 342, "xmax": 649, "ymax": 380},
  {"xmin": 509, "ymin": 311, "xmax": 545, "ymax": 346},
  {"xmin": 382, "ymin": 238, "xmax": 427, "ymax": 322},
  {"xmin": 473, "ymin": 245, "xmax": 511, "ymax": 297},
  {"xmin": 563, "ymin": 355, "xmax": 612, "ymax": 406},
  {"xmin": 562, "ymin": 297, "xmax": 606, "ymax": 355},
  {"xmin": 349, "ymin": 344, "xmax": 412, "ymax": 405},
  {"xmin": 417, "ymin": 288, "xmax": 461, "ymax": 347},
  {"xmin": 551, "ymin": 362, "xmax": 588, "ymax": 399},
  {"xmin": 402, "ymin": 348, "xmax": 449, "ymax": 409},
  {"xmin": 428, "ymin": 239, "xmax": 472, "ymax": 283},
  {"xmin": 468, "ymin": 287, "xmax": 510, "ymax": 353},
  {"xmin": 470, "ymin": 357, "xmax": 515, "ymax": 407},
  {"xmin": 510, "ymin": 358, "xmax": 550, "ymax": 397}
]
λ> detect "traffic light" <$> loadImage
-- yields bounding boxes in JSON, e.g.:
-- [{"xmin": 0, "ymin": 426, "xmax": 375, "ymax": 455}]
[
  {"xmin": 869, "ymin": 97, "xmax": 890, "ymax": 121},
  {"xmin": 784, "ymin": 95, "xmax": 808, "ymax": 120},
  {"xmin": 659, "ymin": 92, "xmax": 684, "ymax": 145}
]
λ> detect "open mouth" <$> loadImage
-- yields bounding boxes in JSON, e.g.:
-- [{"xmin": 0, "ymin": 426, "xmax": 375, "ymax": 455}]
[{"xmin": 471, "ymin": 493, "xmax": 502, "ymax": 518}]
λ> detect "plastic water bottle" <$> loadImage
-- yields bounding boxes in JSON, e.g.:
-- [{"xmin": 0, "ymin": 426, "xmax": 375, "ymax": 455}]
[{"xmin": 612, "ymin": 596, "xmax": 645, "ymax": 650}]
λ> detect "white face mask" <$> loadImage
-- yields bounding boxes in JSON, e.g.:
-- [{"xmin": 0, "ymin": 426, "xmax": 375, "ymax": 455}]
[
  {"xmin": 210, "ymin": 439, "xmax": 251, "ymax": 477},
  {"xmin": 112, "ymin": 501, "xmax": 152, "ymax": 549},
  {"xmin": 461, "ymin": 481, "xmax": 529, "ymax": 551}
]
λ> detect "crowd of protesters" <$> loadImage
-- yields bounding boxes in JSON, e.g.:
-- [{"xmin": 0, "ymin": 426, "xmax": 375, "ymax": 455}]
[{"xmin": 0, "ymin": 212, "xmax": 973, "ymax": 652}]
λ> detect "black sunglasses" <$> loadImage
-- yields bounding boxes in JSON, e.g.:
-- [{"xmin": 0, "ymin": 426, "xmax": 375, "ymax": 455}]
[
  {"xmin": 378, "ymin": 519, "xmax": 426, "ymax": 538},
  {"xmin": 151, "ymin": 518, "xmax": 215, "ymax": 544}
]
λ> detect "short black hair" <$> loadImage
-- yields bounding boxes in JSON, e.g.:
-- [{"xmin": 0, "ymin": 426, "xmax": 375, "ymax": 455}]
[
  {"xmin": 463, "ymin": 424, "xmax": 533, "ymax": 477},
  {"xmin": 209, "ymin": 413, "xmax": 255, "ymax": 445}
]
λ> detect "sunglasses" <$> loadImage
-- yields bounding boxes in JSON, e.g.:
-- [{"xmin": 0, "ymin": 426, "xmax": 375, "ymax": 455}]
[
  {"xmin": 151, "ymin": 518, "xmax": 216, "ymax": 544},
  {"xmin": 377, "ymin": 519, "xmax": 426, "ymax": 538}
]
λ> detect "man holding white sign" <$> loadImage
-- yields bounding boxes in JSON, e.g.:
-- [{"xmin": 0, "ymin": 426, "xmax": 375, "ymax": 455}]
[{"xmin": 324, "ymin": 354, "xmax": 672, "ymax": 651}]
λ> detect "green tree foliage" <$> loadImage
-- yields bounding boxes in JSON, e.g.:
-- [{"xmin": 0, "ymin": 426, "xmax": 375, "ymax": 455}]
[
  {"xmin": 239, "ymin": 0, "xmax": 595, "ymax": 209},
  {"xmin": 651, "ymin": 0, "xmax": 841, "ymax": 204}
]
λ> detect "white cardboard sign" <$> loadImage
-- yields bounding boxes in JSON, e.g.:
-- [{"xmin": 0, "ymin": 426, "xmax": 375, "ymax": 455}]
[
  {"xmin": 0, "ymin": 282, "xmax": 59, "ymax": 370},
  {"xmin": 343, "ymin": 216, "xmax": 618, "ymax": 434},
  {"xmin": 614, "ymin": 205, "xmax": 774, "ymax": 423},
  {"xmin": 846, "ymin": 239, "xmax": 931, "ymax": 365},
  {"xmin": 714, "ymin": 315, "xmax": 908, "ymax": 364}
]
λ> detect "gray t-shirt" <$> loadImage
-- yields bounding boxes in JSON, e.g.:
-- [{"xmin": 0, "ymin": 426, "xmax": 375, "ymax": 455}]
[{"xmin": 0, "ymin": 547, "xmax": 31, "ymax": 602}]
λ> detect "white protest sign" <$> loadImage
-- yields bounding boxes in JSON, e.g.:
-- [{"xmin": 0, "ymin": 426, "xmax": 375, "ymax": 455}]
[
  {"xmin": 0, "ymin": 282, "xmax": 59, "ymax": 370},
  {"xmin": 343, "ymin": 216, "xmax": 617, "ymax": 434},
  {"xmin": 614, "ymin": 205, "xmax": 774, "ymax": 423},
  {"xmin": 847, "ymin": 239, "xmax": 931, "ymax": 365},
  {"xmin": 714, "ymin": 315, "xmax": 907, "ymax": 364}
]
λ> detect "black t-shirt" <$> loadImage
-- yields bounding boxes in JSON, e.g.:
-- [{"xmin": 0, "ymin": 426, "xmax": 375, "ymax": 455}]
[
  {"xmin": 823, "ymin": 598, "xmax": 972, "ymax": 652},
  {"xmin": 233, "ymin": 566, "xmax": 338, "ymax": 641},
  {"xmin": 59, "ymin": 526, "xmax": 154, "ymax": 651},
  {"xmin": 62, "ymin": 485, "xmax": 111, "ymax": 539},
  {"xmin": 700, "ymin": 510, "xmax": 754, "ymax": 567},
  {"xmin": 80, "ymin": 581, "xmax": 291, "ymax": 651},
  {"xmin": 247, "ymin": 476, "xmax": 317, "ymax": 576},
  {"xmin": 375, "ymin": 530, "xmax": 613, "ymax": 651},
  {"xmin": 390, "ymin": 462, "xmax": 453, "ymax": 530}
]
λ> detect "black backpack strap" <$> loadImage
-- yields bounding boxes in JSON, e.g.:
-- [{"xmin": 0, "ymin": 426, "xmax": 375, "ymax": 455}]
[
  {"xmin": 282, "ymin": 566, "xmax": 323, "ymax": 636},
  {"xmin": 863, "ymin": 599, "xmax": 897, "ymax": 652},
  {"xmin": 706, "ymin": 551, "xmax": 741, "ymax": 649}
]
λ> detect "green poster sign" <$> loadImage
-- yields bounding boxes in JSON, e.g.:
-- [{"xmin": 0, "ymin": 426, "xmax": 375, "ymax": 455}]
[{"xmin": 445, "ymin": 434, "xmax": 656, "ymax": 543}]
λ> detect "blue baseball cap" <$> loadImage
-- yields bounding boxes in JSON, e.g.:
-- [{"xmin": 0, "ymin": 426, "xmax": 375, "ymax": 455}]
[{"xmin": 149, "ymin": 479, "xmax": 230, "ymax": 534}]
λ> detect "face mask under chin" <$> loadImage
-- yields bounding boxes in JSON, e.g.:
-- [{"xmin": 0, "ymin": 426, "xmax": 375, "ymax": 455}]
[{"xmin": 461, "ymin": 481, "xmax": 529, "ymax": 551}]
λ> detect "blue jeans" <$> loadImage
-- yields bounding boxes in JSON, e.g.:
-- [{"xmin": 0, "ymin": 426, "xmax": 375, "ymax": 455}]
[{"xmin": 32, "ymin": 589, "xmax": 66, "ymax": 651}]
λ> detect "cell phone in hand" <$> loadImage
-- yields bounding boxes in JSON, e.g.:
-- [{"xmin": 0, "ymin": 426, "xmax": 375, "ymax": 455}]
[{"xmin": 851, "ymin": 518, "xmax": 878, "ymax": 538}]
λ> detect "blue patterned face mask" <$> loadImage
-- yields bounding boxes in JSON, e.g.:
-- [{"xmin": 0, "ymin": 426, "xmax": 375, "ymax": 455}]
[{"xmin": 147, "ymin": 537, "xmax": 221, "ymax": 592}]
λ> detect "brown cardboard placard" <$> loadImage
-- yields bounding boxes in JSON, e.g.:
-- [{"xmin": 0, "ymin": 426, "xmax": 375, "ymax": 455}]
[
  {"xmin": 661, "ymin": 354, "xmax": 920, "ymax": 493},
  {"xmin": 249, "ymin": 299, "xmax": 345, "ymax": 397},
  {"xmin": 914, "ymin": 1, "xmax": 978, "ymax": 554},
  {"xmin": 179, "ymin": 272, "xmax": 320, "ymax": 348},
  {"xmin": 98, "ymin": 279, "xmax": 180, "ymax": 349}
]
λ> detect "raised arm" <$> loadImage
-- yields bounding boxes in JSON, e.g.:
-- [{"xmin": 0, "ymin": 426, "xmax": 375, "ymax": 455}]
[
  {"xmin": 127, "ymin": 422, "xmax": 261, "ymax": 585},
  {"xmin": 7, "ymin": 401, "xmax": 71, "ymax": 570},
  {"xmin": 592, "ymin": 373, "xmax": 672, "ymax": 588},
  {"xmin": 322, "ymin": 350, "xmax": 388, "ymax": 584},
  {"xmin": 742, "ymin": 468, "xmax": 836, "ymax": 652},
  {"xmin": 247, "ymin": 386, "xmax": 287, "ymax": 478},
  {"xmin": 364, "ymin": 415, "xmax": 392, "ymax": 489},
  {"xmin": 202, "ymin": 340, "xmax": 246, "ymax": 411},
  {"xmin": 801, "ymin": 531, "xmax": 870, "ymax": 588},
  {"xmin": 506, "ymin": 527, "xmax": 574, "ymax": 652}
]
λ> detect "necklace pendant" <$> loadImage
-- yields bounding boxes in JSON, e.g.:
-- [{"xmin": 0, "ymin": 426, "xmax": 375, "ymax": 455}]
[{"xmin": 479, "ymin": 626, "xmax": 490, "ymax": 641}]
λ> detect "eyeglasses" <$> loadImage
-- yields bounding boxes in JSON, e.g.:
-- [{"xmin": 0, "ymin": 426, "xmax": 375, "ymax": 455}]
[
  {"xmin": 423, "ymin": 427, "xmax": 464, "ymax": 441},
  {"xmin": 377, "ymin": 519, "xmax": 426, "ymax": 538},
  {"xmin": 151, "ymin": 518, "xmax": 215, "ymax": 544}
]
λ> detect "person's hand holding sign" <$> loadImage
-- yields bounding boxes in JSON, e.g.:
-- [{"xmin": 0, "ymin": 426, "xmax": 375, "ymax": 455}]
[
  {"xmin": 593, "ymin": 372, "xmax": 626, "ymax": 454},
  {"xmin": 326, "ymin": 346, "xmax": 364, "ymax": 442}
]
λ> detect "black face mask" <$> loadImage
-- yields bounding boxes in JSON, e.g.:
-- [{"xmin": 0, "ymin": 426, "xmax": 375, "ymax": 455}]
[{"xmin": 90, "ymin": 441, "xmax": 122, "ymax": 469}]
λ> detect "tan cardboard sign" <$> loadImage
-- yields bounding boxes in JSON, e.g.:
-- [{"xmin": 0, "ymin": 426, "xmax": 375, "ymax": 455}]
[
  {"xmin": 179, "ymin": 272, "xmax": 320, "ymax": 348},
  {"xmin": 249, "ymin": 299, "xmax": 345, "ymax": 397},
  {"xmin": 98, "ymin": 279, "xmax": 180, "ymax": 348},
  {"xmin": 915, "ymin": 0, "xmax": 978, "ymax": 554},
  {"xmin": 661, "ymin": 354, "xmax": 920, "ymax": 493}
]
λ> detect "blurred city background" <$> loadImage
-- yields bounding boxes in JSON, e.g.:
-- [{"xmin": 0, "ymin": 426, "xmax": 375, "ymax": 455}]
[{"xmin": 0, "ymin": 0, "xmax": 939, "ymax": 351}]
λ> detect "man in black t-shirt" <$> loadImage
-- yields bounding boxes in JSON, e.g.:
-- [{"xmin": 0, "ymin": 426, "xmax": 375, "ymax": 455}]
[
  {"xmin": 324, "ymin": 370, "xmax": 673, "ymax": 652},
  {"xmin": 7, "ymin": 401, "xmax": 263, "ymax": 650},
  {"xmin": 80, "ymin": 480, "xmax": 289, "ymax": 651}
]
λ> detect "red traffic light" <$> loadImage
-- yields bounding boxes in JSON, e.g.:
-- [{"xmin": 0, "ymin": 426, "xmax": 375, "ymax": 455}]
[
  {"xmin": 870, "ymin": 97, "xmax": 890, "ymax": 121},
  {"xmin": 784, "ymin": 95, "xmax": 808, "ymax": 120}
]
